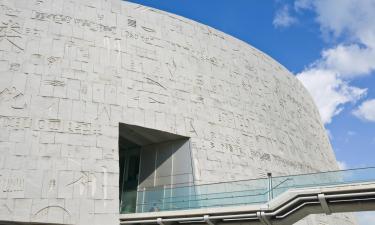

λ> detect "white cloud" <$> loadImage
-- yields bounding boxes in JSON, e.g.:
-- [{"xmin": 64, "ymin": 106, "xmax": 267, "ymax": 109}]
[
  {"xmin": 289, "ymin": 0, "xmax": 375, "ymax": 123},
  {"xmin": 337, "ymin": 161, "xmax": 348, "ymax": 170},
  {"xmin": 273, "ymin": 6, "xmax": 297, "ymax": 28},
  {"xmin": 312, "ymin": 0, "xmax": 375, "ymax": 45},
  {"xmin": 294, "ymin": 0, "xmax": 312, "ymax": 11},
  {"xmin": 297, "ymin": 69, "xmax": 366, "ymax": 124},
  {"xmin": 353, "ymin": 99, "xmax": 375, "ymax": 122},
  {"xmin": 356, "ymin": 212, "xmax": 375, "ymax": 225},
  {"xmin": 294, "ymin": 0, "xmax": 375, "ymax": 77},
  {"xmin": 318, "ymin": 44, "xmax": 375, "ymax": 78}
]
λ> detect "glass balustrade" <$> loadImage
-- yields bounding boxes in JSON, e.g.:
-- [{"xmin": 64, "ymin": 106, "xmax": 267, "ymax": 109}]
[{"xmin": 120, "ymin": 167, "xmax": 375, "ymax": 214}]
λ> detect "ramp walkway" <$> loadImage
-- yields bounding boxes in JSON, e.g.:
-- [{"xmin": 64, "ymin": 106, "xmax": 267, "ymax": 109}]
[{"xmin": 120, "ymin": 167, "xmax": 375, "ymax": 225}]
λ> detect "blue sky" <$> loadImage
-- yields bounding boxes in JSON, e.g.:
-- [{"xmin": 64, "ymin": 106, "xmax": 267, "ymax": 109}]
[
  {"xmin": 127, "ymin": 0, "xmax": 375, "ymax": 171},
  {"xmin": 127, "ymin": 0, "xmax": 375, "ymax": 223}
]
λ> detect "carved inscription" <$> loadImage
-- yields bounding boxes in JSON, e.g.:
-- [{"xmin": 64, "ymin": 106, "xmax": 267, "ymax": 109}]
[
  {"xmin": 148, "ymin": 97, "xmax": 165, "ymax": 104},
  {"xmin": 0, "ymin": 176, "xmax": 24, "ymax": 192},
  {"xmin": 133, "ymin": 45, "xmax": 157, "ymax": 61},
  {"xmin": 47, "ymin": 56, "xmax": 61, "ymax": 65},
  {"xmin": 44, "ymin": 80, "xmax": 65, "ymax": 87},
  {"xmin": 66, "ymin": 172, "xmax": 95, "ymax": 186},
  {"xmin": 128, "ymin": 19, "xmax": 136, "ymax": 28},
  {"xmin": 32, "ymin": 11, "xmax": 116, "ymax": 33},
  {"xmin": 0, "ymin": 87, "xmax": 26, "ymax": 109},
  {"xmin": 0, "ymin": 87, "xmax": 23, "ymax": 101},
  {"xmin": 142, "ymin": 26, "xmax": 155, "ymax": 33},
  {"xmin": 77, "ymin": 46, "xmax": 89, "ymax": 62},
  {"xmin": 145, "ymin": 77, "xmax": 167, "ymax": 90},
  {"xmin": 33, "ymin": 205, "xmax": 71, "ymax": 220},
  {"xmin": 0, "ymin": 4, "xmax": 20, "ymax": 17},
  {"xmin": 9, "ymin": 63, "xmax": 20, "ymax": 71},
  {"xmin": 165, "ymin": 58, "xmax": 177, "ymax": 77},
  {"xmin": 188, "ymin": 119, "xmax": 197, "ymax": 135},
  {"xmin": 24, "ymin": 27, "xmax": 42, "ymax": 36},
  {"xmin": 0, "ymin": 20, "xmax": 23, "ymax": 50},
  {"xmin": 49, "ymin": 179, "xmax": 56, "ymax": 191},
  {"xmin": 66, "ymin": 172, "xmax": 97, "ymax": 196},
  {"xmin": 0, "ymin": 116, "xmax": 102, "ymax": 135},
  {"xmin": 35, "ymin": 0, "xmax": 45, "ymax": 5}
]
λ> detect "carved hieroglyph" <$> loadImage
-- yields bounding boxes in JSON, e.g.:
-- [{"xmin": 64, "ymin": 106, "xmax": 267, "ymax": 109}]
[{"xmin": 0, "ymin": 0, "xmax": 356, "ymax": 225}]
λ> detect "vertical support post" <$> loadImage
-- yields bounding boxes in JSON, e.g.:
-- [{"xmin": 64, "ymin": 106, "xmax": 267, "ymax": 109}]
[
  {"xmin": 267, "ymin": 173, "xmax": 273, "ymax": 201},
  {"xmin": 169, "ymin": 183, "xmax": 173, "ymax": 210},
  {"xmin": 141, "ymin": 187, "xmax": 146, "ymax": 212},
  {"xmin": 162, "ymin": 185, "xmax": 166, "ymax": 210},
  {"xmin": 188, "ymin": 176, "xmax": 191, "ymax": 209}
]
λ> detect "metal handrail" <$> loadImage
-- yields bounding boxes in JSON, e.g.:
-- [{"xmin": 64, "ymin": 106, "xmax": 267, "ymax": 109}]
[
  {"xmin": 120, "ymin": 166, "xmax": 375, "ymax": 214},
  {"xmin": 134, "ymin": 166, "xmax": 375, "ymax": 191}
]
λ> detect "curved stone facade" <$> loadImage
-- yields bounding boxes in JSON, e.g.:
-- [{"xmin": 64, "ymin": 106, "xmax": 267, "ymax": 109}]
[{"xmin": 0, "ymin": 0, "xmax": 355, "ymax": 224}]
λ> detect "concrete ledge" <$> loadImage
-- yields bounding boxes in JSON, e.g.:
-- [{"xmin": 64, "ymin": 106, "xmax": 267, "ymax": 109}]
[{"xmin": 120, "ymin": 182, "xmax": 375, "ymax": 224}]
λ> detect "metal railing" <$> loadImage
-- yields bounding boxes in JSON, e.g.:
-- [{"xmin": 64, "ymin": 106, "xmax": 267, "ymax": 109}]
[{"xmin": 120, "ymin": 167, "xmax": 375, "ymax": 214}]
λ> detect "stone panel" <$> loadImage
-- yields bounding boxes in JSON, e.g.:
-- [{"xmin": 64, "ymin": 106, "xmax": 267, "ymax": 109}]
[{"xmin": 0, "ymin": 0, "xmax": 356, "ymax": 225}]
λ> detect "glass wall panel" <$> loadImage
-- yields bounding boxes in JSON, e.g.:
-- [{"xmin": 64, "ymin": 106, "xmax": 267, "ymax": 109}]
[{"xmin": 119, "ymin": 123, "xmax": 194, "ymax": 214}]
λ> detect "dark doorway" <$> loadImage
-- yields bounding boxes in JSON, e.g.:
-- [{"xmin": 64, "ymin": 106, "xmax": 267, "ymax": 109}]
[
  {"xmin": 119, "ymin": 137, "xmax": 141, "ymax": 213},
  {"xmin": 118, "ymin": 123, "xmax": 194, "ymax": 214}
]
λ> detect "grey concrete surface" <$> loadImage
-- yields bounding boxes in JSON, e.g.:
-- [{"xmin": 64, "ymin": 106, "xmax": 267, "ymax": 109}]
[{"xmin": 0, "ymin": 0, "xmax": 356, "ymax": 224}]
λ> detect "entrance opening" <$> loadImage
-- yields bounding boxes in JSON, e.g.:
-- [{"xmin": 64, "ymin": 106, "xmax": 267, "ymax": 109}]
[
  {"xmin": 119, "ymin": 123, "xmax": 193, "ymax": 213},
  {"xmin": 119, "ymin": 138, "xmax": 141, "ymax": 213}
]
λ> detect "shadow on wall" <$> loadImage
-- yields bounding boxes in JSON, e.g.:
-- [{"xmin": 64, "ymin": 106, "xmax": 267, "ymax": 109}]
[{"xmin": 118, "ymin": 123, "xmax": 194, "ymax": 213}]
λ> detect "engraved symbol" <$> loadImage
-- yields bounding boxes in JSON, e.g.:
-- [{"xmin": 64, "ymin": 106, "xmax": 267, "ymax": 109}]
[
  {"xmin": 44, "ymin": 80, "xmax": 65, "ymax": 87},
  {"xmin": 0, "ymin": 177, "xmax": 24, "ymax": 192},
  {"xmin": 1, "ymin": 4, "xmax": 21, "ymax": 17},
  {"xmin": 142, "ymin": 26, "xmax": 155, "ymax": 33},
  {"xmin": 209, "ymin": 57, "xmax": 218, "ymax": 66},
  {"xmin": 9, "ymin": 63, "xmax": 20, "ymax": 71},
  {"xmin": 0, "ymin": 87, "xmax": 26, "ymax": 109},
  {"xmin": 2, "ymin": 203, "xmax": 12, "ymax": 214},
  {"xmin": 48, "ymin": 179, "xmax": 56, "ymax": 191},
  {"xmin": 189, "ymin": 119, "xmax": 197, "ymax": 135},
  {"xmin": 148, "ymin": 97, "xmax": 165, "ymax": 104},
  {"xmin": 66, "ymin": 172, "xmax": 93, "ymax": 187},
  {"xmin": 47, "ymin": 56, "xmax": 60, "ymax": 65},
  {"xmin": 166, "ymin": 58, "xmax": 177, "ymax": 77},
  {"xmin": 0, "ymin": 20, "xmax": 23, "ymax": 50},
  {"xmin": 77, "ymin": 47, "xmax": 89, "ymax": 62},
  {"xmin": 35, "ymin": 0, "xmax": 44, "ymax": 5},
  {"xmin": 65, "ymin": 171, "xmax": 97, "ymax": 196},
  {"xmin": 97, "ymin": 105, "xmax": 110, "ymax": 122},
  {"xmin": 145, "ymin": 77, "xmax": 167, "ymax": 90},
  {"xmin": 128, "ymin": 19, "xmax": 136, "ymax": 28},
  {"xmin": 33, "ymin": 206, "xmax": 71, "ymax": 220}
]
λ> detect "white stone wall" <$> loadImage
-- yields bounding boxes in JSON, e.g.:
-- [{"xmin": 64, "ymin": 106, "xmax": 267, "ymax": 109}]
[{"xmin": 0, "ymin": 0, "xmax": 355, "ymax": 224}]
